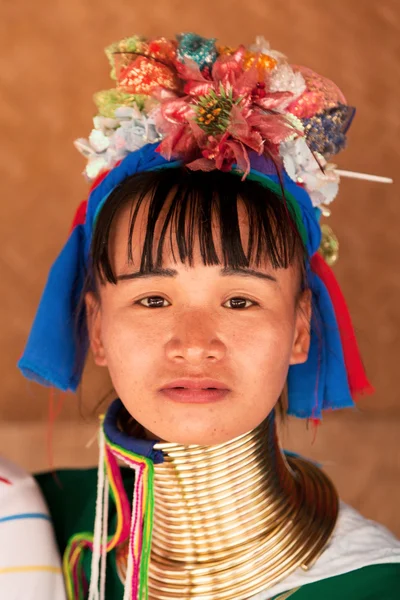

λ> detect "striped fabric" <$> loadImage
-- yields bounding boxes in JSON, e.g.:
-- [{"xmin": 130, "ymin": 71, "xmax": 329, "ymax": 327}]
[{"xmin": 0, "ymin": 455, "xmax": 66, "ymax": 599}]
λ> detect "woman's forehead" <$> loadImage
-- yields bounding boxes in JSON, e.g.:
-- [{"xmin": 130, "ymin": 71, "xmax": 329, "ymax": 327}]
[
  {"xmin": 109, "ymin": 194, "xmax": 254, "ymax": 267},
  {"xmin": 106, "ymin": 200, "xmax": 298, "ymax": 293}
]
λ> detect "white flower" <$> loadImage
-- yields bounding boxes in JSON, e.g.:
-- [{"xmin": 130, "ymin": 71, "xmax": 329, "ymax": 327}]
[
  {"xmin": 269, "ymin": 64, "xmax": 306, "ymax": 100},
  {"xmin": 88, "ymin": 129, "xmax": 110, "ymax": 153},
  {"xmin": 249, "ymin": 36, "xmax": 287, "ymax": 63},
  {"xmin": 74, "ymin": 108, "xmax": 162, "ymax": 181},
  {"xmin": 249, "ymin": 37, "xmax": 306, "ymax": 109},
  {"xmin": 281, "ymin": 137, "xmax": 339, "ymax": 207}
]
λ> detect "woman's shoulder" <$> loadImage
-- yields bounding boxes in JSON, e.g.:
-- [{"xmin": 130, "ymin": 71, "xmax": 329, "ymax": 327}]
[
  {"xmin": 275, "ymin": 563, "xmax": 400, "ymax": 599},
  {"xmin": 318, "ymin": 501, "xmax": 400, "ymax": 572},
  {"xmin": 0, "ymin": 455, "xmax": 66, "ymax": 599},
  {"xmin": 35, "ymin": 467, "xmax": 100, "ymax": 552},
  {"xmin": 263, "ymin": 502, "xmax": 400, "ymax": 599},
  {"xmin": 34, "ymin": 466, "xmax": 134, "ymax": 553}
]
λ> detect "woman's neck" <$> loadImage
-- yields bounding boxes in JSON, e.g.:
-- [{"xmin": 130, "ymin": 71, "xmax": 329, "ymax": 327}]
[{"xmin": 116, "ymin": 409, "xmax": 339, "ymax": 599}]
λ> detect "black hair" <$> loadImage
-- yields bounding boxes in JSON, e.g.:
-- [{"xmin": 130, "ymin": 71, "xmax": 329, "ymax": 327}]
[{"xmin": 88, "ymin": 167, "xmax": 307, "ymax": 290}]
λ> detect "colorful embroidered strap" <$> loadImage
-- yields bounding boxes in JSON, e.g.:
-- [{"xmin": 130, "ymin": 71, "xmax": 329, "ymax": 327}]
[{"xmin": 63, "ymin": 411, "xmax": 155, "ymax": 600}]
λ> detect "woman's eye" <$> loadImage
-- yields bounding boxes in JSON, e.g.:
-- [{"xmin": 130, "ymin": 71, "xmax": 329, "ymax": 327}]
[
  {"xmin": 137, "ymin": 296, "xmax": 170, "ymax": 308},
  {"xmin": 223, "ymin": 297, "xmax": 256, "ymax": 309}
]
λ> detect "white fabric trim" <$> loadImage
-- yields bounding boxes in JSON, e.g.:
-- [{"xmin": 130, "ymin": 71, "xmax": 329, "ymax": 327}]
[
  {"xmin": 0, "ymin": 456, "xmax": 67, "ymax": 600},
  {"xmin": 251, "ymin": 501, "xmax": 400, "ymax": 599}
]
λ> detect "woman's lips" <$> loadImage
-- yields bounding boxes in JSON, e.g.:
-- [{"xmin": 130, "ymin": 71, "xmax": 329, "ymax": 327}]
[
  {"xmin": 159, "ymin": 379, "xmax": 230, "ymax": 403},
  {"xmin": 160, "ymin": 388, "xmax": 230, "ymax": 403}
]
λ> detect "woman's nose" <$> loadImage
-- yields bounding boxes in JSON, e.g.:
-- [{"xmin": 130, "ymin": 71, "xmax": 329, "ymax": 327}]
[{"xmin": 164, "ymin": 313, "xmax": 226, "ymax": 365}]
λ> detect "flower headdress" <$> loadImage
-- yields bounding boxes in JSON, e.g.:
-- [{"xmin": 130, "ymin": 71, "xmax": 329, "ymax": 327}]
[{"xmin": 75, "ymin": 33, "xmax": 356, "ymax": 211}]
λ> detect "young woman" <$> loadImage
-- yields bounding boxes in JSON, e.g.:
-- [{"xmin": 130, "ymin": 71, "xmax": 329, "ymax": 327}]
[{"xmin": 19, "ymin": 33, "xmax": 400, "ymax": 599}]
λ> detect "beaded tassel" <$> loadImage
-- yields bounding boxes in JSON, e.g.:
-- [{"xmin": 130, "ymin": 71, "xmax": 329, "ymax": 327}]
[{"xmin": 63, "ymin": 420, "xmax": 155, "ymax": 600}]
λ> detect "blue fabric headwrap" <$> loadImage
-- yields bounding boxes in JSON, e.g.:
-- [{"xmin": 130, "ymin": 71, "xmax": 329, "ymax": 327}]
[{"xmin": 18, "ymin": 142, "xmax": 354, "ymax": 419}]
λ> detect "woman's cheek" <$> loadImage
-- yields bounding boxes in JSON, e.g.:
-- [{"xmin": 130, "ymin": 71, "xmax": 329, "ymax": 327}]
[
  {"xmin": 101, "ymin": 311, "xmax": 155, "ymax": 370},
  {"xmin": 243, "ymin": 318, "xmax": 294, "ymax": 374}
]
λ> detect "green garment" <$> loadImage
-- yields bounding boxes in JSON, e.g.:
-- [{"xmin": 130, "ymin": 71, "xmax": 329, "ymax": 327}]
[
  {"xmin": 35, "ymin": 469, "xmax": 400, "ymax": 600},
  {"xmin": 278, "ymin": 563, "xmax": 400, "ymax": 599}
]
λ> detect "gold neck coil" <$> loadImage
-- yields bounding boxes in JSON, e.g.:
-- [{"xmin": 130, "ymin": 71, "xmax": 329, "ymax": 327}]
[{"xmin": 117, "ymin": 413, "xmax": 338, "ymax": 599}]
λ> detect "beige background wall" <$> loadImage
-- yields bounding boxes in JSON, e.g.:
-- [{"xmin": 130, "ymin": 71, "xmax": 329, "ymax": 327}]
[{"xmin": 1, "ymin": 0, "xmax": 399, "ymax": 534}]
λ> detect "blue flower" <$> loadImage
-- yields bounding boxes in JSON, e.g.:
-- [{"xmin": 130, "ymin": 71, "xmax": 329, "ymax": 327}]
[
  {"xmin": 176, "ymin": 33, "xmax": 218, "ymax": 70},
  {"xmin": 302, "ymin": 104, "xmax": 356, "ymax": 158}
]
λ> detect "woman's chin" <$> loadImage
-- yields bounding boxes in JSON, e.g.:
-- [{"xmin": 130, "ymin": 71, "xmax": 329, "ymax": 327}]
[{"xmin": 121, "ymin": 394, "xmax": 275, "ymax": 447}]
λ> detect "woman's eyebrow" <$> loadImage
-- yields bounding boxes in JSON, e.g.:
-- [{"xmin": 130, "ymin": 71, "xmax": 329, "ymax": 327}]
[
  {"xmin": 117, "ymin": 267, "xmax": 277, "ymax": 282},
  {"xmin": 117, "ymin": 268, "xmax": 178, "ymax": 281},
  {"xmin": 220, "ymin": 267, "xmax": 277, "ymax": 282}
]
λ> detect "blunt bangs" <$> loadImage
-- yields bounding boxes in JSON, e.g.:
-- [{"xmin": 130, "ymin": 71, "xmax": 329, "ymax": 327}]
[{"xmin": 90, "ymin": 167, "xmax": 306, "ymax": 286}]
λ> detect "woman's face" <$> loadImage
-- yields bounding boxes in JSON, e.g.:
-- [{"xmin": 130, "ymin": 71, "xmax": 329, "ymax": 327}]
[{"xmin": 86, "ymin": 198, "xmax": 311, "ymax": 445}]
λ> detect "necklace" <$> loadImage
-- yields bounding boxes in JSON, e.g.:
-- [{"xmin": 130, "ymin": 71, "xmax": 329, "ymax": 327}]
[{"xmin": 116, "ymin": 413, "xmax": 338, "ymax": 600}]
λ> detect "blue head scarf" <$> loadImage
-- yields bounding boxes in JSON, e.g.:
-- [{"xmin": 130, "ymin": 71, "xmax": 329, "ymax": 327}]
[{"xmin": 18, "ymin": 142, "xmax": 355, "ymax": 419}]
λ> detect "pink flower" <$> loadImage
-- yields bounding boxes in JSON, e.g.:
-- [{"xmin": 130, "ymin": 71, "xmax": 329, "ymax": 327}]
[{"xmin": 156, "ymin": 46, "xmax": 301, "ymax": 175}]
